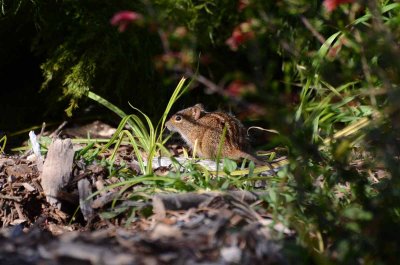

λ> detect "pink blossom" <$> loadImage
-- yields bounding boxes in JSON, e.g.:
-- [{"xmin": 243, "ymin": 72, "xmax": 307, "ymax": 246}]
[
  {"xmin": 323, "ymin": 0, "xmax": 354, "ymax": 12},
  {"xmin": 237, "ymin": 0, "xmax": 250, "ymax": 12},
  {"xmin": 110, "ymin": 11, "xmax": 143, "ymax": 32},
  {"xmin": 226, "ymin": 80, "xmax": 244, "ymax": 96},
  {"xmin": 327, "ymin": 36, "xmax": 348, "ymax": 59},
  {"xmin": 226, "ymin": 80, "xmax": 256, "ymax": 97},
  {"xmin": 225, "ymin": 22, "xmax": 255, "ymax": 51}
]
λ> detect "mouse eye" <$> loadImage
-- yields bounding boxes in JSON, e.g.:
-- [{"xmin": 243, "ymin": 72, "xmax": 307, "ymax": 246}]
[{"xmin": 174, "ymin": 115, "xmax": 182, "ymax": 122}]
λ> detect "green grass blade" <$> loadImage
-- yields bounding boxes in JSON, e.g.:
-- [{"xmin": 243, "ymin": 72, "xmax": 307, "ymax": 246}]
[
  {"xmin": 157, "ymin": 77, "xmax": 191, "ymax": 140},
  {"xmin": 87, "ymin": 91, "xmax": 127, "ymax": 119},
  {"xmin": 0, "ymin": 135, "xmax": 6, "ymax": 153}
]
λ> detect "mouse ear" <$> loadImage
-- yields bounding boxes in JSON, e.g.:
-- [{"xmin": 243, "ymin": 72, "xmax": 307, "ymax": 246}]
[
  {"xmin": 194, "ymin": 103, "xmax": 204, "ymax": 110},
  {"xmin": 192, "ymin": 104, "xmax": 204, "ymax": 120}
]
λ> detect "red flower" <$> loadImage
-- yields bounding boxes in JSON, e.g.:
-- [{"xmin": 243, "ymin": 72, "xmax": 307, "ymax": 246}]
[
  {"xmin": 323, "ymin": 0, "xmax": 354, "ymax": 12},
  {"xmin": 226, "ymin": 80, "xmax": 256, "ymax": 97},
  {"xmin": 237, "ymin": 0, "xmax": 250, "ymax": 12},
  {"xmin": 327, "ymin": 36, "xmax": 348, "ymax": 59},
  {"xmin": 226, "ymin": 80, "xmax": 244, "ymax": 96},
  {"xmin": 225, "ymin": 21, "xmax": 255, "ymax": 51},
  {"xmin": 110, "ymin": 11, "xmax": 143, "ymax": 32}
]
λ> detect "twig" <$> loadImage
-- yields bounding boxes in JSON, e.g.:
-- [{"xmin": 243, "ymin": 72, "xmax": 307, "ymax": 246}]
[
  {"xmin": 0, "ymin": 194, "xmax": 23, "ymax": 202},
  {"xmin": 300, "ymin": 16, "xmax": 325, "ymax": 44},
  {"xmin": 152, "ymin": 191, "xmax": 268, "ymax": 211},
  {"xmin": 39, "ymin": 122, "xmax": 46, "ymax": 138},
  {"xmin": 91, "ymin": 191, "xmax": 119, "ymax": 209},
  {"xmin": 14, "ymin": 202, "xmax": 25, "ymax": 220},
  {"xmin": 49, "ymin": 121, "xmax": 68, "ymax": 138},
  {"xmin": 182, "ymin": 68, "xmax": 256, "ymax": 110}
]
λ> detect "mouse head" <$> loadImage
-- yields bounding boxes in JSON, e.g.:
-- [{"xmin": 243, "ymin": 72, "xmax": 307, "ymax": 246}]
[{"xmin": 165, "ymin": 104, "xmax": 205, "ymax": 132}]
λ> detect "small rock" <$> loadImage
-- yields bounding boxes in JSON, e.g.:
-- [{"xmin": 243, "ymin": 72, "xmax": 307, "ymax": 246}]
[{"xmin": 221, "ymin": 245, "xmax": 242, "ymax": 263}]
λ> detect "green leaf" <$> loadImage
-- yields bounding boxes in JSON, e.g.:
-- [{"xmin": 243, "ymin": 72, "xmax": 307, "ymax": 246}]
[
  {"xmin": 313, "ymin": 31, "xmax": 342, "ymax": 68},
  {"xmin": 223, "ymin": 158, "xmax": 237, "ymax": 173},
  {"xmin": 342, "ymin": 207, "xmax": 373, "ymax": 221}
]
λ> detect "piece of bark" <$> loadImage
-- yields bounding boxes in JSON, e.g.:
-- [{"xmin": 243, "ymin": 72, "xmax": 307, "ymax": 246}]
[
  {"xmin": 91, "ymin": 191, "xmax": 118, "ymax": 209},
  {"xmin": 150, "ymin": 223, "xmax": 183, "ymax": 240},
  {"xmin": 40, "ymin": 138, "xmax": 74, "ymax": 208},
  {"xmin": 152, "ymin": 191, "xmax": 266, "ymax": 211},
  {"xmin": 4, "ymin": 164, "xmax": 33, "ymax": 177},
  {"xmin": 22, "ymin": 182, "xmax": 36, "ymax": 192},
  {"xmin": 29, "ymin": 131, "xmax": 44, "ymax": 171},
  {"xmin": 152, "ymin": 195, "xmax": 166, "ymax": 221},
  {"xmin": 78, "ymin": 178, "xmax": 94, "ymax": 221},
  {"xmin": 39, "ymin": 242, "xmax": 136, "ymax": 265},
  {"xmin": 0, "ymin": 194, "xmax": 23, "ymax": 202}
]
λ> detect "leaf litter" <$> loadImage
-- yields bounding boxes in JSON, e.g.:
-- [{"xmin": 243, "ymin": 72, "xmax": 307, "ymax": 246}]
[{"xmin": 0, "ymin": 123, "xmax": 293, "ymax": 265}]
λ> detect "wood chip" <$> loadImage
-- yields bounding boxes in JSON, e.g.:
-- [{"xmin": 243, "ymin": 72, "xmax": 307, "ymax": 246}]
[
  {"xmin": 40, "ymin": 138, "xmax": 74, "ymax": 208},
  {"xmin": 152, "ymin": 195, "xmax": 166, "ymax": 221},
  {"xmin": 5, "ymin": 164, "xmax": 33, "ymax": 177},
  {"xmin": 152, "ymin": 191, "xmax": 266, "ymax": 211},
  {"xmin": 150, "ymin": 223, "xmax": 182, "ymax": 240},
  {"xmin": 22, "ymin": 182, "xmax": 36, "ymax": 192},
  {"xmin": 78, "ymin": 178, "xmax": 94, "ymax": 221},
  {"xmin": 91, "ymin": 191, "xmax": 118, "ymax": 209}
]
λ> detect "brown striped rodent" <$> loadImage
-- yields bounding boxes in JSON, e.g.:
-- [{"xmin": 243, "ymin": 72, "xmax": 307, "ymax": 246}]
[{"xmin": 165, "ymin": 104, "xmax": 263, "ymax": 164}]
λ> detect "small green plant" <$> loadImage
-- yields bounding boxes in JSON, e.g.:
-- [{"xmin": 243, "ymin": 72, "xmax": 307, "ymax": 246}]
[{"xmin": 87, "ymin": 77, "xmax": 189, "ymax": 174}]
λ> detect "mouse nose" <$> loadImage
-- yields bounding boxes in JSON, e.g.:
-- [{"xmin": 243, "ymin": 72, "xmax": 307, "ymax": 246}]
[{"xmin": 165, "ymin": 121, "xmax": 172, "ymax": 131}]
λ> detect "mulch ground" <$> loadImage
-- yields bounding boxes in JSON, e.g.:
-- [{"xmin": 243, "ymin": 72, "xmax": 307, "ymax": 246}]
[{"xmin": 0, "ymin": 124, "xmax": 294, "ymax": 265}]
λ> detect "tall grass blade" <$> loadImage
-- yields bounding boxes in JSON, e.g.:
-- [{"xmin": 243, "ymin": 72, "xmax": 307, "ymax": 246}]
[
  {"xmin": 87, "ymin": 91, "xmax": 127, "ymax": 120},
  {"xmin": 0, "ymin": 135, "xmax": 6, "ymax": 153}
]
